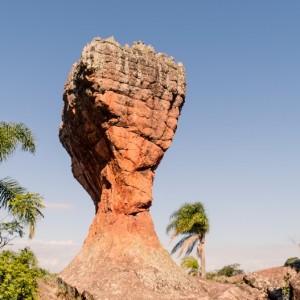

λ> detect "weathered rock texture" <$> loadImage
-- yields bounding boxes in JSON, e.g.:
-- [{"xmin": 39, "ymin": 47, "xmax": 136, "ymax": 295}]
[
  {"xmin": 60, "ymin": 37, "xmax": 185, "ymax": 216},
  {"xmin": 58, "ymin": 37, "xmax": 200, "ymax": 299},
  {"xmin": 243, "ymin": 266, "xmax": 297, "ymax": 299},
  {"xmin": 58, "ymin": 37, "xmax": 258, "ymax": 299}
]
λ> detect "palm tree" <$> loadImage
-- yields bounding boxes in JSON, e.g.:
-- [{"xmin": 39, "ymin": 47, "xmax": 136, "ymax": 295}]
[
  {"xmin": 0, "ymin": 177, "xmax": 26, "ymax": 208},
  {"xmin": 180, "ymin": 255, "xmax": 199, "ymax": 276},
  {"xmin": 166, "ymin": 202, "xmax": 209, "ymax": 278},
  {"xmin": 0, "ymin": 122, "xmax": 36, "ymax": 162},
  {"xmin": 0, "ymin": 122, "xmax": 36, "ymax": 208},
  {"xmin": 0, "ymin": 122, "xmax": 44, "ymax": 247},
  {"xmin": 7, "ymin": 193, "xmax": 44, "ymax": 239}
]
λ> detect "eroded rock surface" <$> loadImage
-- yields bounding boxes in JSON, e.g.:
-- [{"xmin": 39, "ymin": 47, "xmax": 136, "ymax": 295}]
[
  {"xmin": 242, "ymin": 266, "xmax": 298, "ymax": 299},
  {"xmin": 57, "ymin": 37, "xmax": 262, "ymax": 299},
  {"xmin": 59, "ymin": 37, "xmax": 185, "ymax": 215},
  {"xmin": 58, "ymin": 37, "xmax": 203, "ymax": 299}
]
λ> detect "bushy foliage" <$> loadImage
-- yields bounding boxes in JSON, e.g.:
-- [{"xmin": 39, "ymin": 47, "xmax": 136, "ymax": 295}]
[
  {"xmin": 284, "ymin": 257, "xmax": 300, "ymax": 271},
  {"xmin": 205, "ymin": 271, "xmax": 217, "ymax": 280},
  {"xmin": 217, "ymin": 263, "xmax": 244, "ymax": 277},
  {"xmin": 206, "ymin": 263, "xmax": 244, "ymax": 280},
  {"xmin": 0, "ymin": 248, "xmax": 47, "ymax": 300},
  {"xmin": 181, "ymin": 255, "xmax": 199, "ymax": 275}
]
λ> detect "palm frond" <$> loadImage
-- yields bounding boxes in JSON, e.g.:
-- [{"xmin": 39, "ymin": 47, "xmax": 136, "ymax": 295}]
[
  {"xmin": 7, "ymin": 193, "xmax": 44, "ymax": 239},
  {"xmin": 186, "ymin": 235, "xmax": 199, "ymax": 255},
  {"xmin": 166, "ymin": 202, "xmax": 209, "ymax": 236},
  {"xmin": 170, "ymin": 234, "xmax": 193, "ymax": 255},
  {"xmin": 169, "ymin": 230, "xmax": 178, "ymax": 242},
  {"xmin": 181, "ymin": 255, "xmax": 199, "ymax": 269},
  {"xmin": 178, "ymin": 234, "xmax": 198, "ymax": 257},
  {"xmin": 0, "ymin": 122, "xmax": 36, "ymax": 162},
  {"xmin": 167, "ymin": 202, "xmax": 209, "ymax": 279},
  {"xmin": 166, "ymin": 220, "xmax": 176, "ymax": 234},
  {"xmin": 0, "ymin": 177, "xmax": 26, "ymax": 208},
  {"xmin": 181, "ymin": 255, "xmax": 199, "ymax": 276}
]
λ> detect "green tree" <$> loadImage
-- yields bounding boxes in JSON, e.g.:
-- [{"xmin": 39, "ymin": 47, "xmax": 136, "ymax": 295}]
[
  {"xmin": 166, "ymin": 202, "xmax": 209, "ymax": 278},
  {"xmin": 0, "ymin": 248, "xmax": 47, "ymax": 300},
  {"xmin": 284, "ymin": 257, "xmax": 300, "ymax": 271},
  {"xmin": 0, "ymin": 122, "xmax": 44, "ymax": 248},
  {"xmin": 0, "ymin": 122, "xmax": 36, "ymax": 162},
  {"xmin": 216, "ymin": 263, "xmax": 244, "ymax": 277},
  {"xmin": 180, "ymin": 255, "xmax": 199, "ymax": 276}
]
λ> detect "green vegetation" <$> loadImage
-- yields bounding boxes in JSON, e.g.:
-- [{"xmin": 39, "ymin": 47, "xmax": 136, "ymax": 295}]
[
  {"xmin": 0, "ymin": 248, "xmax": 48, "ymax": 300},
  {"xmin": 180, "ymin": 255, "xmax": 199, "ymax": 276},
  {"xmin": 0, "ymin": 122, "xmax": 46, "ymax": 298},
  {"xmin": 216, "ymin": 263, "xmax": 244, "ymax": 277},
  {"xmin": 0, "ymin": 122, "xmax": 36, "ymax": 162},
  {"xmin": 284, "ymin": 257, "xmax": 300, "ymax": 271},
  {"xmin": 166, "ymin": 202, "xmax": 209, "ymax": 278},
  {"xmin": 206, "ymin": 263, "xmax": 244, "ymax": 280},
  {"xmin": 0, "ymin": 122, "xmax": 44, "ymax": 248},
  {"xmin": 282, "ymin": 272, "xmax": 292, "ymax": 300}
]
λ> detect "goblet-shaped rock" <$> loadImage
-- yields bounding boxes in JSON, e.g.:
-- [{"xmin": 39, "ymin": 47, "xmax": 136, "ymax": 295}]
[{"xmin": 59, "ymin": 37, "xmax": 205, "ymax": 299}]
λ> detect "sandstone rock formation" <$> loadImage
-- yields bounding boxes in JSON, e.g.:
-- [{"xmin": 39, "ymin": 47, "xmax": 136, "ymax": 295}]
[
  {"xmin": 60, "ymin": 37, "xmax": 185, "ymax": 216},
  {"xmin": 57, "ymin": 37, "xmax": 259, "ymax": 299},
  {"xmin": 58, "ymin": 37, "xmax": 200, "ymax": 299}
]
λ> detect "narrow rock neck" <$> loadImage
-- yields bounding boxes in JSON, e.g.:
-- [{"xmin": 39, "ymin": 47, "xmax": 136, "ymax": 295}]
[
  {"xmin": 83, "ymin": 208, "xmax": 162, "ymax": 251},
  {"xmin": 94, "ymin": 162, "xmax": 155, "ymax": 215}
]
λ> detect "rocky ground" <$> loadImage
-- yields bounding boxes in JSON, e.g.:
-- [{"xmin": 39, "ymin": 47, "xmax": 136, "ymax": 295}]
[{"xmin": 38, "ymin": 265, "xmax": 300, "ymax": 300}]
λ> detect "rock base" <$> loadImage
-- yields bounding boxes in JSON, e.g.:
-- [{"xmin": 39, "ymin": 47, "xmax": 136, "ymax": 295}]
[{"xmin": 58, "ymin": 211, "xmax": 207, "ymax": 299}]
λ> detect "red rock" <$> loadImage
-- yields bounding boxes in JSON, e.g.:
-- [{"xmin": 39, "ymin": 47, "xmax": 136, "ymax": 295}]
[
  {"xmin": 58, "ymin": 37, "xmax": 204, "ymax": 299},
  {"xmin": 57, "ymin": 37, "xmax": 261, "ymax": 299}
]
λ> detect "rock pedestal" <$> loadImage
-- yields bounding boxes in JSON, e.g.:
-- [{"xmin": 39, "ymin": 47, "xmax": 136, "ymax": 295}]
[
  {"xmin": 58, "ymin": 37, "xmax": 204, "ymax": 299},
  {"xmin": 57, "ymin": 37, "xmax": 263, "ymax": 300}
]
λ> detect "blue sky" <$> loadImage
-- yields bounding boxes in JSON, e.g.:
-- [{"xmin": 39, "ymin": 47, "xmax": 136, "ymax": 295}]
[{"xmin": 1, "ymin": 1, "xmax": 299, "ymax": 272}]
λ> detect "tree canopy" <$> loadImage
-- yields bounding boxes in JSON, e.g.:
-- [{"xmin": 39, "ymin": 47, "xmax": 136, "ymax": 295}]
[{"xmin": 0, "ymin": 248, "xmax": 48, "ymax": 300}]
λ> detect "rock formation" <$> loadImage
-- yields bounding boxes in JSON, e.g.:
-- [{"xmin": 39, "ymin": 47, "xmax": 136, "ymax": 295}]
[
  {"xmin": 58, "ymin": 37, "xmax": 258, "ymax": 299},
  {"xmin": 58, "ymin": 36, "xmax": 199, "ymax": 299},
  {"xmin": 60, "ymin": 37, "xmax": 185, "ymax": 216}
]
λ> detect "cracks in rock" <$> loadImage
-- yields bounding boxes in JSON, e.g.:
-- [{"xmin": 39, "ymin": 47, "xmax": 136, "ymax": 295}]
[
  {"xmin": 72, "ymin": 67, "xmax": 182, "ymax": 154},
  {"xmin": 62, "ymin": 38, "xmax": 184, "ymax": 221}
]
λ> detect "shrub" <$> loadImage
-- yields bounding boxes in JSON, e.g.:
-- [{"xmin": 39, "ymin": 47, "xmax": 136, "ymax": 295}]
[
  {"xmin": 284, "ymin": 257, "xmax": 300, "ymax": 271},
  {"xmin": 0, "ymin": 248, "xmax": 47, "ymax": 300},
  {"xmin": 217, "ymin": 263, "xmax": 244, "ymax": 277},
  {"xmin": 206, "ymin": 263, "xmax": 244, "ymax": 280}
]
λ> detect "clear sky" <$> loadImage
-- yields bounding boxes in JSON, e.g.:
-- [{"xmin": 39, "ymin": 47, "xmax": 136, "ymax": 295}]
[{"xmin": 1, "ymin": 1, "xmax": 299, "ymax": 273}]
